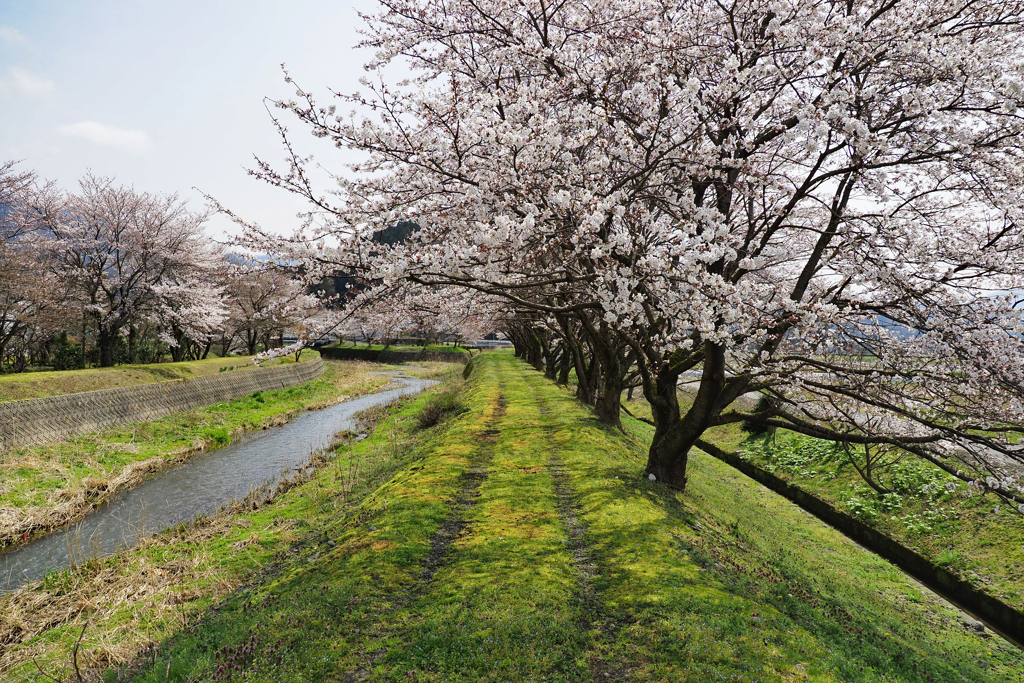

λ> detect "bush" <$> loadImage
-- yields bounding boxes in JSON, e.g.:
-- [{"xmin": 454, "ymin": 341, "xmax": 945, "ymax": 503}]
[
  {"xmin": 416, "ymin": 387, "xmax": 467, "ymax": 429},
  {"xmin": 51, "ymin": 335, "xmax": 84, "ymax": 371},
  {"xmin": 204, "ymin": 427, "xmax": 231, "ymax": 446},
  {"xmin": 740, "ymin": 395, "xmax": 778, "ymax": 435}
]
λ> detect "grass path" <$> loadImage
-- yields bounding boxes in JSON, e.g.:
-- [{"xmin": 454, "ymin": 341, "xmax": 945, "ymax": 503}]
[{"xmin": 110, "ymin": 352, "xmax": 1024, "ymax": 682}]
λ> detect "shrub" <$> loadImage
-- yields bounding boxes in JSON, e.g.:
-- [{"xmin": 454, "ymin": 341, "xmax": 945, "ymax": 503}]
[
  {"xmin": 740, "ymin": 395, "xmax": 778, "ymax": 435},
  {"xmin": 51, "ymin": 334, "xmax": 85, "ymax": 371},
  {"xmin": 416, "ymin": 386, "xmax": 467, "ymax": 429},
  {"xmin": 204, "ymin": 427, "xmax": 231, "ymax": 445}
]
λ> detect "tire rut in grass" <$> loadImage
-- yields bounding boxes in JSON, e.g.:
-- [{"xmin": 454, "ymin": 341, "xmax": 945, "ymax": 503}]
[
  {"xmin": 416, "ymin": 390, "xmax": 506, "ymax": 587},
  {"xmin": 525, "ymin": 378, "xmax": 631, "ymax": 680},
  {"xmin": 336, "ymin": 391, "xmax": 507, "ymax": 682}
]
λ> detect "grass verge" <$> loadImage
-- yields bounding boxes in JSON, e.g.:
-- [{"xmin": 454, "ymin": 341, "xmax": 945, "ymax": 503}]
[
  {"xmin": 0, "ymin": 366, "xmax": 465, "ymax": 681},
  {"xmin": 0, "ymin": 351, "xmax": 319, "ymax": 403},
  {"xmin": 737, "ymin": 429, "xmax": 1024, "ymax": 612},
  {"xmin": 330, "ymin": 343, "xmax": 470, "ymax": 355},
  {"xmin": 0, "ymin": 360, "xmax": 389, "ymax": 547},
  {"xmin": 61, "ymin": 351, "xmax": 1021, "ymax": 682}
]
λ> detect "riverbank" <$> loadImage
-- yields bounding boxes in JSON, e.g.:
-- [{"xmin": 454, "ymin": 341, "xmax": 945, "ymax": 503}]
[
  {"xmin": 6, "ymin": 351, "xmax": 1016, "ymax": 681},
  {"xmin": 0, "ymin": 360, "xmax": 391, "ymax": 548},
  {"xmin": 0, "ymin": 352, "xmax": 320, "ymax": 403},
  {"xmin": 0, "ymin": 366, "xmax": 461, "ymax": 679}
]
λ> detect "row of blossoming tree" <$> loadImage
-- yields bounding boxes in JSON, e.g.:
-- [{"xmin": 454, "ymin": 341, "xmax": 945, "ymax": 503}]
[
  {"xmin": 0, "ymin": 163, "xmax": 331, "ymax": 369},
  {"xmin": 236, "ymin": 0, "xmax": 1024, "ymax": 500}
]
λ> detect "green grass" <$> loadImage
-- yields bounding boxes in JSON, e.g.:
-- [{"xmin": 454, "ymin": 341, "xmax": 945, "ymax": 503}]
[
  {"xmin": 0, "ymin": 360, "xmax": 389, "ymax": 546},
  {"xmin": 738, "ymin": 429, "xmax": 1024, "ymax": 611},
  {"xmin": 76, "ymin": 351, "xmax": 1020, "ymax": 681},
  {"xmin": 0, "ymin": 366, "xmax": 466, "ymax": 679},
  {"xmin": 0, "ymin": 351, "xmax": 319, "ymax": 403}
]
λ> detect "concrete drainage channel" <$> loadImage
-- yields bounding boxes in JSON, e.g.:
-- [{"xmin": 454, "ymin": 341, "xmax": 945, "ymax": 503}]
[{"xmin": 695, "ymin": 438, "xmax": 1024, "ymax": 649}]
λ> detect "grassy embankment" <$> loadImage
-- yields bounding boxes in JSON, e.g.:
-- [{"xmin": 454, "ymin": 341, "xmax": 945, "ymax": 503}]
[
  {"xmin": 4, "ymin": 351, "xmax": 1017, "ymax": 681},
  {"xmin": 736, "ymin": 429, "xmax": 1024, "ymax": 612},
  {"xmin": 0, "ymin": 358, "xmax": 398, "ymax": 547},
  {"xmin": 622, "ymin": 375, "xmax": 1024, "ymax": 616},
  {"xmin": 0, "ymin": 351, "xmax": 321, "ymax": 403}
]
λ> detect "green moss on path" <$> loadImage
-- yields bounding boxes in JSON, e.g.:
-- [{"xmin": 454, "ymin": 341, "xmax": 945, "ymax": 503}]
[{"xmin": 6, "ymin": 352, "xmax": 1020, "ymax": 681}]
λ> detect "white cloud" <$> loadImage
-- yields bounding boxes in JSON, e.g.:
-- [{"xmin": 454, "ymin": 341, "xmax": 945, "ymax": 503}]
[
  {"xmin": 56, "ymin": 121, "xmax": 153, "ymax": 154},
  {"xmin": 0, "ymin": 66, "xmax": 54, "ymax": 98},
  {"xmin": 0, "ymin": 26, "xmax": 29, "ymax": 49}
]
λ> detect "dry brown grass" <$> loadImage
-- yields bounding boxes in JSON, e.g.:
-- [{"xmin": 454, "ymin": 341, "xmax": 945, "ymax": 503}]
[
  {"xmin": 0, "ymin": 523, "xmax": 236, "ymax": 679},
  {"xmin": 380, "ymin": 361, "xmax": 465, "ymax": 380}
]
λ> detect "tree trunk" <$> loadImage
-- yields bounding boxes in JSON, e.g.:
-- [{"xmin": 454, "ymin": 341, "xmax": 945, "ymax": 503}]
[
  {"xmin": 557, "ymin": 348, "xmax": 571, "ymax": 385},
  {"xmin": 645, "ymin": 343, "xmax": 727, "ymax": 489},
  {"xmin": 582, "ymin": 348, "xmax": 602, "ymax": 405},
  {"xmin": 97, "ymin": 327, "xmax": 117, "ymax": 367},
  {"xmin": 591, "ymin": 340, "xmax": 623, "ymax": 428},
  {"xmin": 168, "ymin": 326, "xmax": 185, "ymax": 362},
  {"xmin": 81, "ymin": 314, "xmax": 88, "ymax": 369},
  {"xmin": 543, "ymin": 341, "xmax": 557, "ymax": 380},
  {"xmin": 573, "ymin": 349, "xmax": 595, "ymax": 405},
  {"xmin": 593, "ymin": 368, "xmax": 623, "ymax": 428},
  {"xmin": 529, "ymin": 333, "xmax": 544, "ymax": 371}
]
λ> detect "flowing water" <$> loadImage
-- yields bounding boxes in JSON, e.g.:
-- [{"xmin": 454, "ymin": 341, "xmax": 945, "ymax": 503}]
[{"xmin": 0, "ymin": 373, "xmax": 436, "ymax": 592}]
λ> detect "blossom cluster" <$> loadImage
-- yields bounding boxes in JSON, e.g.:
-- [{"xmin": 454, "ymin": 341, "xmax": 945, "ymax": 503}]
[{"xmin": 239, "ymin": 0, "xmax": 1024, "ymax": 491}]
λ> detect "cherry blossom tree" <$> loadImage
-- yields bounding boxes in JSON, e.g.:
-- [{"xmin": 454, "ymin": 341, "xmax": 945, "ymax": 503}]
[
  {"xmin": 222, "ymin": 259, "xmax": 320, "ymax": 356},
  {"xmin": 38, "ymin": 174, "xmax": 215, "ymax": 367},
  {"xmin": 333, "ymin": 281, "xmax": 497, "ymax": 349},
  {"xmin": 242, "ymin": 0, "xmax": 1024, "ymax": 499},
  {"xmin": 152, "ymin": 277, "xmax": 227, "ymax": 361},
  {"xmin": 0, "ymin": 163, "xmax": 66, "ymax": 370}
]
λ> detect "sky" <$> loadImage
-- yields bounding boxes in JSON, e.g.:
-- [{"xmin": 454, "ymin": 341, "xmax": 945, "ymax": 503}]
[{"xmin": 0, "ymin": 0, "xmax": 383, "ymax": 239}]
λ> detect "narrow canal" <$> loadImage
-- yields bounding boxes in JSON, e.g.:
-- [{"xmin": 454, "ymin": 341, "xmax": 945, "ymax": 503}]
[{"xmin": 0, "ymin": 373, "xmax": 436, "ymax": 591}]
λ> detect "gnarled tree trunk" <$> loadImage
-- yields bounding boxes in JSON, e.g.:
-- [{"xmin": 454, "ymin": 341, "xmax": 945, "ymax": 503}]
[{"xmin": 645, "ymin": 343, "xmax": 727, "ymax": 489}]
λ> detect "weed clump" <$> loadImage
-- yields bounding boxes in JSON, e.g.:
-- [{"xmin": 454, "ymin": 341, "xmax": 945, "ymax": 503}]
[{"xmin": 416, "ymin": 385, "xmax": 467, "ymax": 429}]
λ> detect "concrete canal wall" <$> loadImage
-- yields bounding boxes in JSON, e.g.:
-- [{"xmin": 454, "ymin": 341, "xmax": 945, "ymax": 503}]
[{"xmin": 0, "ymin": 358, "xmax": 325, "ymax": 451}]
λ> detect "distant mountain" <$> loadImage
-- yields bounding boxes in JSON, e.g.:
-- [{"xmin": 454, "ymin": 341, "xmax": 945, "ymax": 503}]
[
  {"xmin": 325, "ymin": 221, "xmax": 421, "ymax": 304},
  {"xmin": 372, "ymin": 220, "xmax": 419, "ymax": 246}
]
